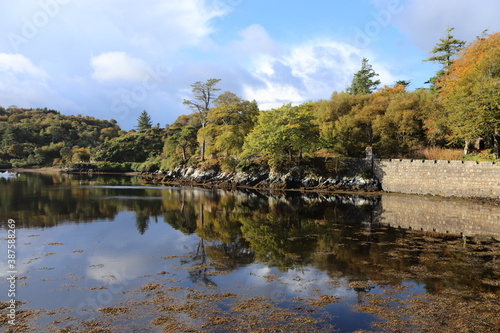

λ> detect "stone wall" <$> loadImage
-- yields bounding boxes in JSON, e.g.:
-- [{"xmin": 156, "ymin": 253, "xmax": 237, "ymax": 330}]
[
  {"xmin": 373, "ymin": 159, "xmax": 500, "ymax": 198},
  {"xmin": 376, "ymin": 194, "xmax": 500, "ymax": 238}
]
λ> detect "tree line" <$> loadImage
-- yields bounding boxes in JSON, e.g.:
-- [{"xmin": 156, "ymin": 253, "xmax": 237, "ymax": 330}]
[
  {"xmin": 161, "ymin": 30, "xmax": 499, "ymax": 172},
  {"xmin": 0, "ymin": 30, "xmax": 498, "ymax": 172}
]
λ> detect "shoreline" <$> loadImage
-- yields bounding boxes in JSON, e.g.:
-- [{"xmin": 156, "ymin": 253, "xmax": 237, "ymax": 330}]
[
  {"xmin": 4, "ymin": 167, "xmax": 141, "ymax": 176},
  {"xmin": 4, "ymin": 167, "xmax": 500, "ymax": 204}
]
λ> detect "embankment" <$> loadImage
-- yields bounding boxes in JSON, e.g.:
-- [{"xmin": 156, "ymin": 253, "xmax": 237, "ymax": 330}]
[
  {"xmin": 141, "ymin": 157, "xmax": 500, "ymax": 198},
  {"xmin": 141, "ymin": 164, "xmax": 380, "ymax": 192}
]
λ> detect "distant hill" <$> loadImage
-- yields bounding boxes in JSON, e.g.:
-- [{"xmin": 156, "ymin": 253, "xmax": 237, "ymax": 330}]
[{"xmin": 0, "ymin": 106, "xmax": 121, "ymax": 168}]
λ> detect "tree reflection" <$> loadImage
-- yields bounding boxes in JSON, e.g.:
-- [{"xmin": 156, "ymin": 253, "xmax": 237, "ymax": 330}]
[{"xmin": 2, "ymin": 173, "xmax": 499, "ymax": 297}]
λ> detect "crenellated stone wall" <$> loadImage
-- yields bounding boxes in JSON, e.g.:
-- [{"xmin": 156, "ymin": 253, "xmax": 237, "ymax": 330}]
[{"xmin": 373, "ymin": 159, "xmax": 500, "ymax": 198}]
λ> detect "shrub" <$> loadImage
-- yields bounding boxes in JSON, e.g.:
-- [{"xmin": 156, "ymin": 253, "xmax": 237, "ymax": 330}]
[
  {"xmin": 236, "ymin": 156, "xmax": 269, "ymax": 174},
  {"xmin": 198, "ymin": 158, "xmax": 220, "ymax": 172},
  {"xmin": 69, "ymin": 162, "xmax": 97, "ymax": 170},
  {"xmin": 10, "ymin": 159, "xmax": 30, "ymax": 168},
  {"xmin": 221, "ymin": 156, "xmax": 239, "ymax": 173},
  {"xmin": 463, "ymin": 149, "xmax": 498, "ymax": 162},
  {"xmin": 138, "ymin": 160, "xmax": 160, "ymax": 172},
  {"xmin": 96, "ymin": 162, "xmax": 136, "ymax": 172},
  {"xmin": 0, "ymin": 159, "xmax": 13, "ymax": 169},
  {"xmin": 130, "ymin": 163, "xmax": 142, "ymax": 172}
]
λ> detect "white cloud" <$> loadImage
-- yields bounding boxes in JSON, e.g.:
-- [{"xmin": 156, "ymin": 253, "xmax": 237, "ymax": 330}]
[
  {"xmin": 395, "ymin": 0, "xmax": 500, "ymax": 52},
  {"xmin": 230, "ymin": 24, "xmax": 281, "ymax": 57},
  {"xmin": 0, "ymin": 53, "xmax": 81, "ymax": 109},
  {"xmin": 0, "ymin": 53, "xmax": 47, "ymax": 78},
  {"xmin": 90, "ymin": 52, "xmax": 149, "ymax": 82},
  {"xmin": 0, "ymin": 0, "xmax": 235, "ymax": 126},
  {"xmin": 242, "ymin": 40, "xmax": 365, "ymax": 109},
  {"xmin": 1, "ymin": 0, "xmax": 497, "ymax": 129},
  {"xmin": 70, "ymin": 0, "xmax": 228, "ymax": 55}
]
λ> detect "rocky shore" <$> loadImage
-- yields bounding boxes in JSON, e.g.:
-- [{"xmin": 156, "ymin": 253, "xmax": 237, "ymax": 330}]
[{"xmin": 140, "ymin": 165, "xmax": 380, "ymax": 192}]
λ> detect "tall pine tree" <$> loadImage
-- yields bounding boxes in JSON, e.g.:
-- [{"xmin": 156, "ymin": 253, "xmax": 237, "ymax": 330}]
[
  {"xmin": 136, "ymin": 110, "xmax": 152, "ymax": 131},
  {"xmin": 347, "ymin": 58, "xmax": 380, "ymax": 95},
  {"xmin": 424, "ymin": 27, "xmax": 465, "ymax": 90}
]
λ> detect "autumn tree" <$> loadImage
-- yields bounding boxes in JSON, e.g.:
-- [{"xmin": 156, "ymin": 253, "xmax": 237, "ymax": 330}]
[
  {"xmin": 71, "ymin": 146, "xmax": 91, "ymax": 163},
  {"xmin": 424, "ymin": 27, "xmax": 465, "ymax": 90},
  {"xmin": 314, "ymin": 85, "xmax": 437, "ymax": 158},
  {"xmin": 200, "ymin": 91, "xmax": 259, "ymax": 157},
  {"xmin": 347, "ymin": 58, "xmax": 380, "ymax": 95},
  {"xmin": 313, "ymin": 92, "xmax": 372, "ymax": 156},
  {"xmin": 183, "ymin": 79, "xmax": 221, "ymax": 161},
  {"xmin": 372, "ymin": 87, "xmax": 427, "ymax": 156},
  {"xmin": 243, "ymin": 103, "xmax": 320, "ymax": 168},
  {"xmin": 437, "ymin": 32, "xmax": 500, "ymax": 156}
]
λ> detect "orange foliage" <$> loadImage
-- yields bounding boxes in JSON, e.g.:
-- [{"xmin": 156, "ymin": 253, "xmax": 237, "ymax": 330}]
[
  {"xmin": 437, "ymin": 32, "xmax": 500, "ymax": 141},
  {"xmin": 373, "ymin": 84, "xmax": 406, "ymax": 98}
]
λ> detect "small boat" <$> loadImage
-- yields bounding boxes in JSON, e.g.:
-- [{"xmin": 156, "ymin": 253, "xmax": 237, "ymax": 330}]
[{"xmin": 0, "ymin": 171, "xmax": 18, "ymax": 178}]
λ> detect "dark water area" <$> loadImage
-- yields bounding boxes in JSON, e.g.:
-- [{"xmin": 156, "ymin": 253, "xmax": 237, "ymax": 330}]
[{"xmin": 0, "ymin": 173, "xmax": 499, "ymax": 332}]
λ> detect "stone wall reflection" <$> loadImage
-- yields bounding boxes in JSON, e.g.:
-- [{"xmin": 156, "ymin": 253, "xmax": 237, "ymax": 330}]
[{"xmin": 376, "ymin": 194, "xmax": 500, "ymax": 238}]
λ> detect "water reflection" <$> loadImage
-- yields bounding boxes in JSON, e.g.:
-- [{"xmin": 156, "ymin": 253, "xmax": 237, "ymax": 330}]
[{"xmin": 1, "ymin": 173, "xmax": 499, "ymax": 294}]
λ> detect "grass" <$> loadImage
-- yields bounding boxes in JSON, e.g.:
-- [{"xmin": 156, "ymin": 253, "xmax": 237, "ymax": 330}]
[
  {"xmin": 413, "ymin": 147, "xmax": 500, "ymax": 162},
  {"xmin": 414, "ymin": 147, "xmax": 464, "ymax": 161}
]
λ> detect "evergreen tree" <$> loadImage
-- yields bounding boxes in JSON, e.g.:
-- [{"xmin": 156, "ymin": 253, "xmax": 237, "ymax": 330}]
[
  {"xmin": 136, "ymin": 110, "xmax": 152, "ymax": 131},
  {"xmin": 347, "ymin": 58, "xmax": 381, "ymax": 95},
  {"xmin": 395, "ymin": 80, "xmax": 411, "ymax": 88},
  {"xmin": 424, "ymin": 27, "xmax": 466, "ymax": 89}
]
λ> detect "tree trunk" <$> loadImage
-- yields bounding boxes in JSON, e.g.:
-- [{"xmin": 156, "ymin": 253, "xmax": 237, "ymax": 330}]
[
  {"xmin": 463, "ymin": 139, "xmax": 470, "ymax": 155},
  {"xmin": 201, "ymin": 138, "xmax": 206, "ymax": 161},
  {"xmin": 200, "ymin": 121, "xmax": 206, "ymax": 162},
  {"xmin": 181, "ymin": 146, "xmax": 187, "ymax": 161},
  {"xmin": 493, "ymin": 129, "xmax": 499, "ymax": 159}
]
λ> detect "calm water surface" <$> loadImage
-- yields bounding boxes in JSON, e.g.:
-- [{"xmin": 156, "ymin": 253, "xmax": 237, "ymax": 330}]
[{"xmin": 0, "ymin": 173, "xmax": 499, "ymax": 332}]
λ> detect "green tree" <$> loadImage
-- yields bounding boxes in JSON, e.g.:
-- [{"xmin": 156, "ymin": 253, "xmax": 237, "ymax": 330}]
[
  {"xmin": 372, "ymin": 87, "xmax": 427, "ymax": 157},
  {"xmin": 183, "ymin": 79, "xmax": 221, "ymax": 161},
  {"xmin": 60, "ymin": 147, "xmax": 73, "ymax": 165},
  {"xmin": 94, "ymin": 129, "xmax": 164, "ymax": 163},
  {"xmin": 72, "ymin": 146, "xmax": 91, "ymax": 163},
  {"xmin": 347, "ymin": 58, "xmax": 381, "ymax": 95},
  {"xmin": 202, "ymin": 91, "xmax": 259, "ymax": 157},
  {"xmin": 313, "ymin": 92, "xmax": 371, "ymax": 156},
  {"xmin": 424, "ymin": 27, "xmax": 465, "ymax": 90},
  {"xmin": 0, "ymin": 108, "xmax": 120, "ymax": 165},
  {"xmin": 243, "ymin": 103, "xmax": 320, "ymax": 168},
  {"xmin": 161, "ymin": 114, "xmax": 201, "ymax": 169},
  {"xmin": 1, "ymin": 125, "xmax": 16, "ymax": 147},
  {"xmin": 136, "ymin": 110, "xmax": 152, "ymax": 131}
]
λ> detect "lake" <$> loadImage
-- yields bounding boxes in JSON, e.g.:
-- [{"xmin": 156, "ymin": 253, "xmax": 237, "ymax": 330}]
[{"xmin": 1, "ymin": 172, "xmax": 499, "ymax": 332}]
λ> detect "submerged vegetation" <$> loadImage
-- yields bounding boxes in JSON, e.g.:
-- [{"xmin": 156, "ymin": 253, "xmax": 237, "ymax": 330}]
[{"xmin": 1, "ymin": 31, "xmax": 499, "ymax": 172}]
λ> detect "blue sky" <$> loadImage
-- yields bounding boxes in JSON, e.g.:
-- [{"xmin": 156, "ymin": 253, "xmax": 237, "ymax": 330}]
[{"xmin": 0, "ymin": 0, "xmax": 499, "ymax": 130}]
